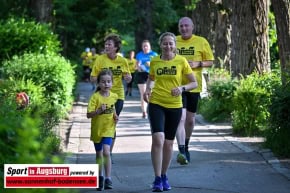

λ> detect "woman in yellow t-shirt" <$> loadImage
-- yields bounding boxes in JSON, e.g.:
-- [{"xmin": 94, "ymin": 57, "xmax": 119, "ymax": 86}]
[
  {"xmin": 90, "ymin": 34, "xmax": 132, "ymax": 159},
  {"xmin": 125, "ymin": 50, "xmax": 137, "ymax": 97},
  {"xmin": 143, "ymin": 32, "xmax": 197, "ymax": 192}
]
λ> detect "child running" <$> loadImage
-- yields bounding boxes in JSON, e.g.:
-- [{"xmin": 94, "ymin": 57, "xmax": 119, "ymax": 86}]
[{"xmin": 87, "ymin": 69, "xmax": 118, "ymax": 191}]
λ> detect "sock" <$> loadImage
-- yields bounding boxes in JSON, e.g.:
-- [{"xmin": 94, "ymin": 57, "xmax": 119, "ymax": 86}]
[
  {"xmin": 185, "ymin": 138, "xmax": 190, "ymax": 150},
  {"xmin": 178, "ymin": 145, "xmax": 185, "ymax": 154}
]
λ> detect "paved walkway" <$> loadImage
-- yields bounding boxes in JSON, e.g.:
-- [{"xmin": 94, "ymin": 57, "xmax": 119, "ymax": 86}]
[{"xmin": 57, "ymin": 82, "xmax": 290, "ymax": 193}]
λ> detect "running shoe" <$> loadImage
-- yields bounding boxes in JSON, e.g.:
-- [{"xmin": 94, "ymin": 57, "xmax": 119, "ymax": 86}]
[
  {"xmin": 176, "ymin": 153, "xmax": 188, "ymax": 165},
  {"xmin": 161, "ymin": 174, "xmax": 171, "ymax": 191},
  {"xmin": 152, "ymin": 176, "xmax": 163, "ymax": 192},
  {"xmin": 104, "ymin": 178, "xmax": 113, "ymax": 189},
  {"xmin": 97, "ymin": 176, "xmax": 104, "ymax": 191}
]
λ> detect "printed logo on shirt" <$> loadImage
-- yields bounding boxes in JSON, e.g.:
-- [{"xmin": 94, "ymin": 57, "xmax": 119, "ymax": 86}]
[
  {"xmin": 177, "ymin": 47, "xmax": 195, "ymax": 55},
  {"xmin": 157, "ymin": 66, "xmax": 177, "ymax": 75},
  {"xmin": 102, "ymin": 67, "xmax": 122, "ymax": 76},
  {"xmin": 102, "ymin": 104, "xmax": 115, "ymax": 114}
]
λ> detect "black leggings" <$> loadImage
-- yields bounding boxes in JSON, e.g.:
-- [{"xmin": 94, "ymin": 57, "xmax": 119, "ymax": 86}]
[{"xmin": 148, "ymin": 103, "xmax": 182, "ymax": 140}]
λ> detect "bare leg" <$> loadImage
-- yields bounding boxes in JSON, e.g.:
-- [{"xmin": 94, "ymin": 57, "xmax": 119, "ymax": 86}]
[
  {"xmin": 96, "ymin": 151, "xmax": 103, "ymax": 176},
  {"xmin": 137, "ymin": 83, "xmax": 148, "ymax": 117},
  {"xmin": 151, "ymin": 132, "xmax": 164, "ymax": 177},
  {"xmin": 161, "ymin": 139, "xmax": 174, "ymax": 174},
  {"xmin": 185, "ymin": 111, "xmax": 196, "ymax": 139},
  {"xmin": 175, "ymin": 108, "xmax": 188, "ymax": 164},
  {"xmin": 175, "ymin": 108, "xmax": 186, "ymax": 146},
  {"xmin": 103, "ymin": 144, "xmax": 111, "ymax": 178},
  {"xmin": 184, "ymin": 111, "xmax": 196, "ymax": 162}
]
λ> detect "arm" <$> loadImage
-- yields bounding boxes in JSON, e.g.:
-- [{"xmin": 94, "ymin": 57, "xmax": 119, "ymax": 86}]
[
  {"xmin": 171, "ymin": 73, "xmax": 198, "ymax": 96},
  {"xmin": 113, "ymin": 111, "xmax": 119, "ymax": 123},
  {"xmin": 187, "ymin": 60, "xmax": 213, "ymax": 68},
  {"xmin": 179, "ymin": 73, "xmax": 198, "ymax": 91},
  {"xmin": 123, "ymin": 73, "xmax": 132, "ymax": 83},
  {"xmin": 143, "ymin": 75, "xmax": 154, "ymax": 103},
  {"xmin": 90, "ymin": 76, "xmax": 97, "ymax": 83},
  {"xmin": 86, "ymin": 104, "xmax": 106, "ymax": 118}
]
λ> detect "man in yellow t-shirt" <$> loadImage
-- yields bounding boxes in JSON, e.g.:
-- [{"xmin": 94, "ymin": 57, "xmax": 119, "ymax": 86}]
[{"xmin": 175, "ymin": 17, "xmax": 214, "ymax": 164}]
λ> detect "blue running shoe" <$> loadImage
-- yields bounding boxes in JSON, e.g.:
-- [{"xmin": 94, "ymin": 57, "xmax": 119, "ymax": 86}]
[
  {"xmin": 152, "ymin": 176, "xmax": 163, "ymax": 192},
  {"xmin": 161, "ymin": 174, "xmax": 171, "ymax": 191}
]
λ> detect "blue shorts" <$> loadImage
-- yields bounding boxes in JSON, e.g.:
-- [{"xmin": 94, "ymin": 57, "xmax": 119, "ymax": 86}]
[{"xmin": 94, "ymin": 137, "xmax": 113, "ymax": 151}]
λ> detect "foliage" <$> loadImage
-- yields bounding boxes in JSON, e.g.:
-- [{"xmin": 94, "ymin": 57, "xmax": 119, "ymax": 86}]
[
  {"xmin": 0, "ymin": 79, "xmax": 61, "ymax": 154},
  {"xmin": 0, "ymin": 18, "xmax": 61, "ymax": 64},
  {"xmin": 52, "ymin": 0, "xmax": 179, "ymax": 60},
  {"xmin": 232, "ymin": 72, "xmax": 281, "ymax": 136},
  {"xmin": 0, "ymin": 0, "xmax": 30, "ymax": 20},
  {"xmin": 268, "ymin": 10, "xmax": 279, "ymax": 69},
  {"xmin": 0, "ymin": 80, "xmax": 74, "ymax": 193},
  {"xmin": 53, "ymin": 0, "xmax": 103, "ymax": 61},
  {"xmin": 265, "ymin": 84, "xmax": 290, "ymax": 157},
  {"xmin": 1, "ymin": 53, "xmax": 76, "ymax": 119},
  {"xmin": 199, "ymin": 68, "xmax": 238, "ymax": 122}
]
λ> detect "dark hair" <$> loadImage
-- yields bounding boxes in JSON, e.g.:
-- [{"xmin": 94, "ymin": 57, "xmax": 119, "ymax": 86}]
[
  {"xmin": 104, "ymin": 33, "xmax": 122, "ymax": 52},
  {"xmin": 96, "ymin": 69, "xmax": 113, "ymax": 92}
]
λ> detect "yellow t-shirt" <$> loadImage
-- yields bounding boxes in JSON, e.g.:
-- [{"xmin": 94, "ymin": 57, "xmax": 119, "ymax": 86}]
[
  {"xmin": 87, "ymin": 91, "xmax": 118, "ymax": 143},
  {"xmin": 127, "ymin": 58, "xmax": 137, "ymax": 73},
  {"xmin": 81, "ymin": 51, "xmax": 93, "ymax": 66},
  {"xmin": 176, "ymin": 35, "xmax": 214, "ymax": 92},
  {"xmin": 91, "ymin": 54, "xmax": 130, "ymax": 100},
  {"xmin": 149, "ymin": 54, "xmax": 193, "ymax": 108},
  {"xmin": 88, "ymin": 54, "xmax": 99, "ymax": 69}
]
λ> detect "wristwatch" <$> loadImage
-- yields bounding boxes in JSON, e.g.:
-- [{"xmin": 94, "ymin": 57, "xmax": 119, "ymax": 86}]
[
  {"xmin": 182, "ymin": 86, "xmax": 186, "ymax": 92},
  {"xmin": 198, "ymin": 61, "xmax": 203, "ymax": 67}
]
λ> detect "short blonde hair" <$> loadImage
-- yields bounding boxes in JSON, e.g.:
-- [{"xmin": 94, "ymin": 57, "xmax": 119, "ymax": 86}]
[{"xmin": 158, "ymin": 32, "xmax": 176, "ymax": 45}]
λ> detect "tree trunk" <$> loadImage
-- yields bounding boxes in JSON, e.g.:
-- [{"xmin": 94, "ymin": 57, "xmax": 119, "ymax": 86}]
[
  {"xmin": 134, "ymin": 0, "xmax": 154, "ymax": 51},
  {"xmin": 185, "ymin": 0, "xmax": 231, "ymax": 70},
  {"xmin": 271, "ymin": 0, "xmax": 290, "ymax": 85},
  {"xmin": 29, "ymin": 0, "xmax": 53, "ymax": 23},
  {"xmin": 230, "ymin": 0, "xmax": 270, "ymax": 77}
]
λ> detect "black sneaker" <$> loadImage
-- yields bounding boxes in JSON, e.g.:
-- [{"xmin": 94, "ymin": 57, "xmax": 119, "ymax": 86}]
[
  {"xmin": 97, "ymin": 176, "xmax": 104, "ymax": 191},
  {"xmin": 104, "ymin": 178, "xmax": 113, "ymax": 189}
]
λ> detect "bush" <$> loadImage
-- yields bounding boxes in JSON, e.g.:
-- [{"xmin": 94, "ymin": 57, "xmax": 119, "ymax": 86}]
[
  {"xmin": 1, "ymin": 53, "xmax": 76, "ymax": 119},
  {"xmin": 199, "ymin": 68, "xmax": 238, "ymax": 122},
  {"xmin": 0, "ymin": 18, "xmax": 61, "ymax": 65},
  {"xmin": 265, "ymin": 84, "xmax": 290, "ymax": 157},
  {"xmin": 0, "ymin": 79, "xmax": 61, "ymax": 154},
  {"xmin": 199, "ymin": 79, "xmax": 238, "ymax": 122},
  {"xmin": 232, "ymin": 72, "xmax": 281, "ymax": 136},
  {"xmin": 0, "ymin": 79, "xmax": 75, "ymax": 193}
]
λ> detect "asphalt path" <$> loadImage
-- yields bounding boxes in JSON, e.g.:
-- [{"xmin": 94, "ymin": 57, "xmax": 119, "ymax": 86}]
[{"xmin": 58, "ymin": 82, "xmax": 290, "ymax": 193}]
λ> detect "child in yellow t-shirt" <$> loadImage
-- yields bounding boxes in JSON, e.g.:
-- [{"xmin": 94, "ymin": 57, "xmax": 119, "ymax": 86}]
[{"xmin": 87, "ymin": 69, "xmax": 118, "ymax": 191}]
